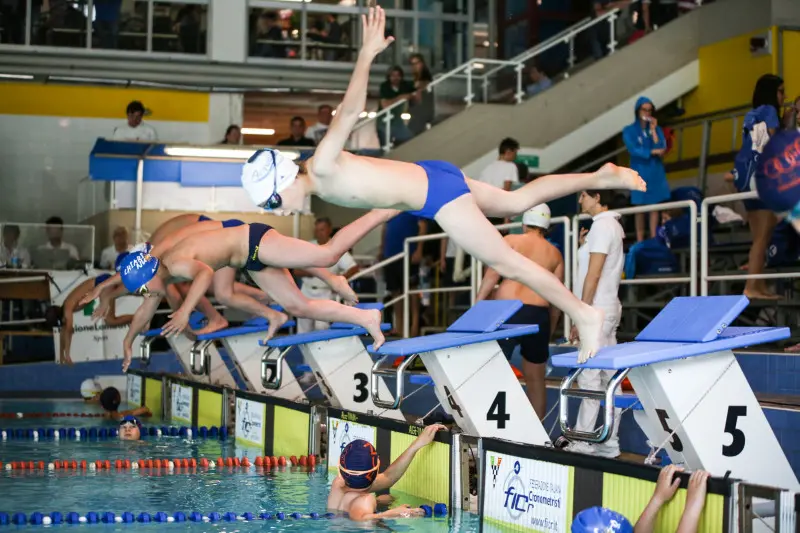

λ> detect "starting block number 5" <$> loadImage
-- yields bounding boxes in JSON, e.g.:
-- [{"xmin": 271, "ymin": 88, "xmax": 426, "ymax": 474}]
[{"xmin": 655, "ymin": 406, "xmax": 746, "ymax": 457}]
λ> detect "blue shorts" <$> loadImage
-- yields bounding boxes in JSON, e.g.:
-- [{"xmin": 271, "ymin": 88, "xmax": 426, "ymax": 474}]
[
  {"xmin": 222, "ymin": 219, "xmax": 245, "ymax": 228},
  {"xmin": 94, "ymin": 273, "xmax": 112, "ymax": 287},
  {"xmin": 198, "ymin": 215, "xmax": 213, "ymax": 222},
  {"xmin": 408, "ymin": 160, "xmax": 471, "ymax": 220},
  {"xmin": 244, "ymin": 223, "xmax": 274, "ymax": 272}
]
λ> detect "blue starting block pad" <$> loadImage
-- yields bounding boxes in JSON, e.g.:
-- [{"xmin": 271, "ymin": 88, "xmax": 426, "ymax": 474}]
[
  {"xmin": 551, "ymin": 296, "xmax": 790, "ymax": 370},
  {"xmin": 369, "ymin": 300, "xmax": 539, "ymax": 357},
  {"xmin": 195, "ymin": 316, "xmax": 295, "ymax": 341},
  {"xmin": 263, "ymin": 323, "xmax": 391, "ymax": 348}
]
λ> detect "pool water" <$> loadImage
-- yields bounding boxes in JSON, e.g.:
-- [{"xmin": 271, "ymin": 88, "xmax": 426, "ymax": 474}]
[{"xmin": 0, "ymin": 401, "xmax": 481, "ymax": 532}]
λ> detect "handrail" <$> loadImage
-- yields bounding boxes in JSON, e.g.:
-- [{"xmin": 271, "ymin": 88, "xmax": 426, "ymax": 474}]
[
  {"xmin": 573, "ymin": 200, "xmax": 698, "ymax": 296},
  {"xmin": 354, "ymin": 4, "xmax": 628, "ymax": 149}
]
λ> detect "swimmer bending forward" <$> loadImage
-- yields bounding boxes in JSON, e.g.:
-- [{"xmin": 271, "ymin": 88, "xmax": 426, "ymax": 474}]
[{"xmin": 241, "ymin": 6, "xmax": 647, "ymax": 362}]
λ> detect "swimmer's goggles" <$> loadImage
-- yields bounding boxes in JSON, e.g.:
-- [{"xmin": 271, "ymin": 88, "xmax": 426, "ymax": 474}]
[
  {"xmin": 119, "ymin": 415, "xmax": 142, "ymax": 430},
  {"xmin": 249, "ymin": 149, "xmax": 283, "ymax": 210}
]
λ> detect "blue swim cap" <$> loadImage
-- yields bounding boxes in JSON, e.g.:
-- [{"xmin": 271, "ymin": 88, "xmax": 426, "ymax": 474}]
[
  {"xmin": 119, "ymin": 251, "xmax": 160, "ymax": 294},
  {"xmin": 571, "ymin": 507, "xmax": 633, "ymax": 533},
  {"xmin": 339, "ymin": 439, "xmax": 380, "ymax": 489},
  {"xmin": 119, "ymin": 415, "xmax": 143, "ymax": 432},
  {"xmin": 114, "ymin": 252, "xmax": 130, "ymax": 272},
  {"xmin": 756, "ymin": 129, "xmax": 800, "ymax": 219}
]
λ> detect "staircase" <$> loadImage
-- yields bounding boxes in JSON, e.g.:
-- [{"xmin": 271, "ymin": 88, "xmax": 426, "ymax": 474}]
[{"xmin": 366, "ymin": 0, "xmax": 770, "ymax": 175}]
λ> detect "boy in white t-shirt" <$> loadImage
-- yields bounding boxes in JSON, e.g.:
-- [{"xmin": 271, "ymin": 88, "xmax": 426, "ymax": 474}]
[{"xmin": 565, "ymin": 189, "xmax": 625, "ymax": 459}]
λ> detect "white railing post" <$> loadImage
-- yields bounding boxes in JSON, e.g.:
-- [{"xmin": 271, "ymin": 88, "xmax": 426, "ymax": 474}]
[
  {"xmin": 383, "ymin": 112, "xmax": 392, "ymax": 152},
  {"xmin": 403, "ymin": 239, "xmax": 411, "ymax": 339},
  {"xmin": 482, "ymin": 77, "xmax": 489, "ymax": 104},
  {"xmin": 567, "ymin": 36, "xmax": 576, "ymax": 69},
  {"xmin": 514, "ymin": 63, "xmax": 524, "ymax": 104},
  {"xmin": 466, "ymin": 63, "xmax": 474, "ymax": 107},
  {"xmin": 689, "ymin": 200, "xmax": 697, "ymax": 296},
  {"xmin": 607, "ymin": 12, "xmax": 618, "ymax": 55},
  {"xmin": 700, "ymin": 198, "xmax": 709, "ymax": 296}
]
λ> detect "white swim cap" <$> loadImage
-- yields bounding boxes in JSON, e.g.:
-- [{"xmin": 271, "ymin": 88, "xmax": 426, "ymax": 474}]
[
  {"xmin": 522, "ymin": 203, "xmax": 551, "ymax": 229},
  {"xmin": 80, "ymin": 378, "xmax": 102, "ymax": 399},
  {"xmin": 241, "ymin": 149, "xmax": 300, "ymax": 209}
]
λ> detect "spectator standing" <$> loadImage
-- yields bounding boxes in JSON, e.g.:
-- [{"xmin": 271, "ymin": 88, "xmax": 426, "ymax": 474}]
[
  {"xmin": 407, "ymin": 53, "xmax": 434, "ymax": 136},
  {"xmin": 111, "ymin": 101, "xmax": 158, "ymax": 141},
  {"xmin": 38, "ymin": 216, "xmax": 80, "ymax": 262},
  {"xmin": 563, "ymin": 189, "xmax": 624, "ymax": 459},
  {"xmin": 728, "ymin": 74, "xmax": 785, "ymax": 300},
  {"xmin": 589, "ymin": 0, "xmax": 630, "ymax": 59},
  {"xmin": 252, "ymin": 11, "xmax": 285, "ymax": 58},
  {"xmin": 99, "ymin": 226, "xmax": 132, "ymax": 270},
  {"xmin": 377, "ymin": 66, "xmax": 415, "ymax": 147},
  {"xmin": 525, "ymin": 66, "xmax": 552, "ymax": 97},
  {"xmin": 380, "ymin": 213, "xmax": 427, "ymax": 337},
  {"xmin": 0, "ymin": 225, "xmax": 31, "ymax": 268},
  {"xmin": 277, "ymin": 117, "xmax": 316, "ymax": 147},
  {"xmin": 93, "ymin": 0, "xmax": 122, "ymax": 49},
  {"xmin": 478, "ymin": 137, "xmax": 520, "ymax": 191},
  {"xmin": 623, "ymin": 96, "xmax": 670, "ymax": 241},
  {"xmin": 305, "ymin": 105, "xmax": 333, "ymax": 145},
  {"xmin": 221, "ymin": 125, "xmax": 241, "ymax": 144},
  {"xmin": 293, "ymin": 218, "xmax": 359, "ymax": 333},
  {"xmin": 174, "ymin": 4, "xmax": 201, "ymax": 54}
]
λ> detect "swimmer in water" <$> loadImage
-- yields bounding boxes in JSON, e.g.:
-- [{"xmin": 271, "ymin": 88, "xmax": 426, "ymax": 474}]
[
  {"xmin": 118, "ymin": 415, "xmax": 143, "ymax": 441},
  {"xmin": 239, "ymin": 7, "xmax": 646, "ymax": 362},
  {"xmin": 327, "ymin": 424, "xmax": 446, "ymax": 521},
  {"xmin": 99, "ymin": 387, "xmax": 152, "ymax": 421},
  {"xmin": 47, "ymin": 252, "xmax": 135, "ymax": 365},
  {"xmin": 114, "ymin": 210, "xmax": 395, "ymax": 370}
]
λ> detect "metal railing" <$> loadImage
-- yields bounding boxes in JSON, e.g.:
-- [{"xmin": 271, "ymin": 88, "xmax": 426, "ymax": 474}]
[
  {"xmin": 700, "ymin": 191, "xmax": 800, "ymax": 296},
  {"xmin": 352, "ymin": 4, "xmax": 629, "ymax": 152},
  {"xmin": 572, "ymin": 200, "xmax": 698, "ymax": 297}
]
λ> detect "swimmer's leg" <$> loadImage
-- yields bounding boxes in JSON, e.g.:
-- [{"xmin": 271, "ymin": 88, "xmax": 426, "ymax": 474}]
[
  {"xmin": 171, "ymin": 282, "xmax": 229, "ymax": 335},
  {"xmin": 436, "ymin": 194, "xmax": 603, "ymax": 362},
  {"xmin": 256, "ymin": 210, "xmax": 397, "ymax": 269},
  {"xmin": 233, "ymin": 281, "xmax": 273, "ymax": 304},
  {"xmin": 465, "ymin": 163, "xmax": 646, "ymax": 218},
  {"xmin": 249, "ymin": 268, "xmax": 385, "ymax": 349},
  {"xmin": 210, "ymin": 267, "xmax": 287, "ymax": 341}
]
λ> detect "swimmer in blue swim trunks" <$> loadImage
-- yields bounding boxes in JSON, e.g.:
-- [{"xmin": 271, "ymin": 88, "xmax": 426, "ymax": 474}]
[
  {"xmin": 114, "ymin": 209, "xmax": 394, "ymax": 370},
  {"xmin": 240, "ymin": 7, "xmax": 647, "ymax": 362},
  {"xmin": 48, "ymin": 252, "xmax": 134, "ymax": 365}
]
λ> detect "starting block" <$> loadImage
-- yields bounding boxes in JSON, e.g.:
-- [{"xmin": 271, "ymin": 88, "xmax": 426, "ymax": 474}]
[
  {"xmin": 369, "ymin": 300, "xmax": 551, "ymax": 445},
  {"xmin": 194, "ymin": 313, "xmax": 295, "ymax": 396},
  {"xmin": 552, "ymin": 296, "xmax": 799, "ymax": 491},
  {"xmin": 139, "ymin": 312, "xmax": 236, "ymax": 387},
  {"xmin": 263, "ymin": 304, "xmax": 402, "ymax": 418}
]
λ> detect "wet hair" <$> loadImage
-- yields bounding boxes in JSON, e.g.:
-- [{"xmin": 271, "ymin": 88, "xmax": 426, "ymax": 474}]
[
  {"xmin": 126, "ymin": 101, "xmax": 145, "ymax": 115},
  {"xmin": 498, "ymin": 137, "xmax": 520, "ymax": 155},
  {"xmin": 584, "ymin": 189, "xmax": 615, "ymax": 207},
  {"xmin": 99, "ymin": 387, "xmax": 122, "ymax": 412},
  {"xmin": 752, "ymin": 74, "xmax": 784, "ymax": 116}
]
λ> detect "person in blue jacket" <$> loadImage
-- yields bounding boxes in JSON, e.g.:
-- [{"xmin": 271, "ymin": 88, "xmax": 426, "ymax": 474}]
[
  {"xmin": 726, "ymin": 74, "xmax": 785, "ymax": 300},
  {"xmin": 623, "ymin": 96, "xmax": 671, "ymax": 242}
]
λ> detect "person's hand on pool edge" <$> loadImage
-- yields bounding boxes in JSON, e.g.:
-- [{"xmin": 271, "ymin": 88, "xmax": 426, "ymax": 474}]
[{"xmin": 410, "ymin": 424, "xmax": 446, "ymax": 452}]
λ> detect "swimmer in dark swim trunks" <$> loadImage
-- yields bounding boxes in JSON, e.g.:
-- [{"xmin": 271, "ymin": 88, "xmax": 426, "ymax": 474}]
[
  {"xmin": 239, "ymin": 7, "xmax": 647, "ymax": 363},
  {"xmin": 476, "ymin": 204, "xmax": 563, "ymax": 420},
  {"xmin": 114, "ymin": 209, "xmax": 395, "ymax": 371},
  {"xmin": 50, "ymin": 252, "xmax": 134, "ymax": 366}
]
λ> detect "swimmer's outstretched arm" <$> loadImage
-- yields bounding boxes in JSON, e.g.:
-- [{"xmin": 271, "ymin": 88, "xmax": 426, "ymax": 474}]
[
  {"xmin": 349, "ymin": 498, "xmax": 425, "ymax": 521},
  {"xmin": 79, "ymin": 273, "xmax": 122, "ymax": 306},
  {"xmin": 91, "ymin": 283, "xmax": 130, "ymax": 322},
  {"xmin": 311, "ymin": 7, "xmax": 394, "ymax": 175},
  {"xmin": 121, "ymin": 296, "xmax": 161, "ymax": 372},
  {"xmin": 369, "ymin": 424, "xmax": 446, "ymax": 492},
  {"xmin": 160, "ymin": 259, "xmax": 215, "ymax": 337}
]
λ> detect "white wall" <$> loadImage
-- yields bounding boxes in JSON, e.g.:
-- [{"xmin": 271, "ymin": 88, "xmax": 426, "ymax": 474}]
[{"xmin": 0, "ymin": 115, "xmax": 210, "ymax": 224}]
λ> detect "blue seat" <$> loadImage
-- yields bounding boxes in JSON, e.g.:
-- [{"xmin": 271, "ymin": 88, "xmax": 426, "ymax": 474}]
[
  {"xmin": 369, "ymin": 300, "xmax": 540, "ymax": 356},
  {"xmin": 551, "ymin": 296, "xmax": 789, "ymax": 370},
  {"xmin": 263, "ymin": 323, "xmax": 391, "ymax": 348}
]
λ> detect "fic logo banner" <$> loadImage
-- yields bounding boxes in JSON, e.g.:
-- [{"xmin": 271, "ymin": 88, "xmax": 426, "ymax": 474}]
[
  {"xmin": 126, "ymin": 374, "xmax": 142, "ymax": 407},
  {"xmin": 326, "ymin": 416, "xmax": 376, "ymax": 473},
  {"xmin": 235, "ymin": 398, "xmax": 266, "ymax": 447},
  {"xmin": 482, "ymin": 452, "xmax": 570, "ymax": 533},
  {"xmin": 170, "ymin": 383, "xmax": 193, "ymax": 424}
]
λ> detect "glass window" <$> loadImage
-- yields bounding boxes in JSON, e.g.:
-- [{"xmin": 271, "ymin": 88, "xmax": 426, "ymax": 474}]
[
  {"xmin": 249, "ymin": 7, "xmax": 299, "ymax": 60},
  {"xmin": 152, "ymin": 2, "xmax": 206, "ymax": 54}
]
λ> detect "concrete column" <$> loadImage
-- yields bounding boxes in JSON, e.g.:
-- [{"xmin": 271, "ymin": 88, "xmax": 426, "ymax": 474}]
[
  {"xmin": 208, "ymin": 0, "xmax": 248, "ymax": 62},
  {"xmin": 208, "ymin": 93, "xmax": 244, "ymax": 144}
]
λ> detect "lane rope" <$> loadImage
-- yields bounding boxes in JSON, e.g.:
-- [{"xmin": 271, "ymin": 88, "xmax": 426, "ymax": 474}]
[{"xmin": 0, "ymin": 426, "xmax": 228, "ymax": 441}]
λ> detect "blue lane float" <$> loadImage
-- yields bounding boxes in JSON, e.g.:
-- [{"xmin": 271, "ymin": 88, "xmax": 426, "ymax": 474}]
[
  {"xmin": 0, "ymin": 505, "xmax": 447, "ymax": 526},
  {"xmin": 0, "ymin": 426, "xmax": 228, "ymax": 441}
]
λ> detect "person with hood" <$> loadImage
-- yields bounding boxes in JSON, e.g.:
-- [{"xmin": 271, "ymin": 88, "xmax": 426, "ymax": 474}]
[
  {"xmin": 726, "ymin": 74, "xmax": 785, "ymax": 300},
  {"xmin": 623, "ymin": 96, "xmax": 671, "ymax": 242}
]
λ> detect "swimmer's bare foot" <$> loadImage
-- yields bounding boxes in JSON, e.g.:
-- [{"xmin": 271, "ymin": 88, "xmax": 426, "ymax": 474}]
[
  {"xmin": 595, "ymin": 162, "xmax": 647, "ymax": 193},
  {"xmin": 192, "ymin": 315, "xmax": 229, "ymax": 336},
  {"xmin": 743, "ymin": 289, "xmax": 782, "ymax": 301},
  {"xmin": 329, "ymin": 275, "xmax": 358, "ymax": 305},
  {"xmin": 262, "ymin": 312, "xmax": 289, "ymax": 343},
  {"xmin": 574, "ymin": 306, "xmax": 605, "ymax": 364},
  {"xmin": 363, "ymin": 309, "xmax": 385, "ymax": 350}
]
